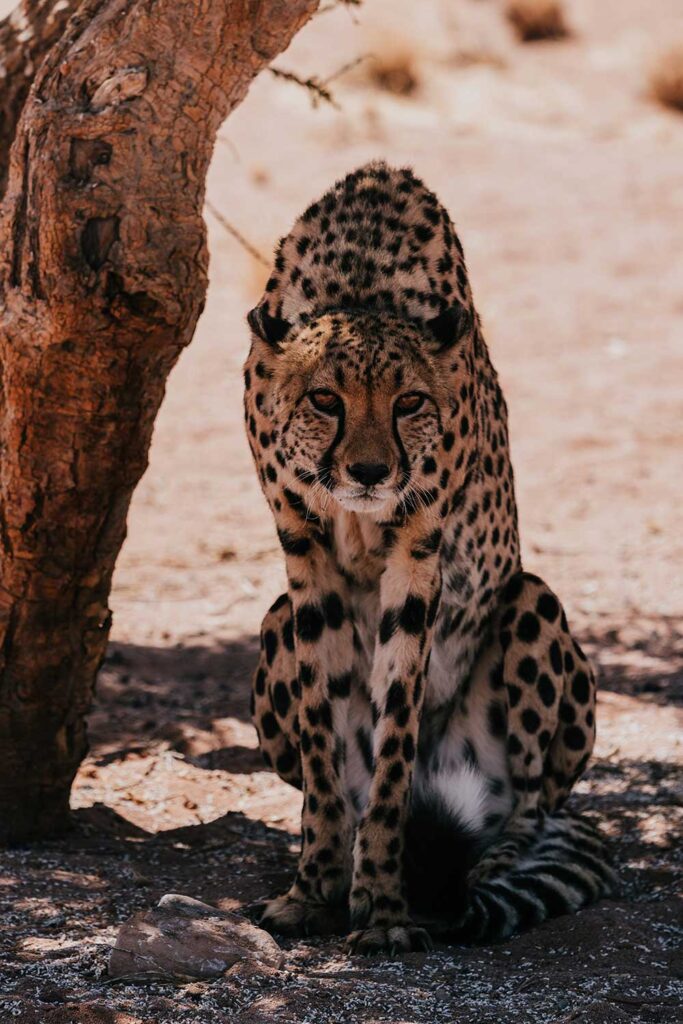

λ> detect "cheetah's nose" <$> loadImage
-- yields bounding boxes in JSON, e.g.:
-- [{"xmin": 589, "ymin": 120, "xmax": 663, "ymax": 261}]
[{"xmin": 347, "ymin": 462, "xmax": 391, "ymax": 486}]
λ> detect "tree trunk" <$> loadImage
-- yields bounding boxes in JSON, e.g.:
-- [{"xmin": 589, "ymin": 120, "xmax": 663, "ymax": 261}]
[{"xmin": 0, "ymin": 0, "xmax": 319, "ymax": 842}]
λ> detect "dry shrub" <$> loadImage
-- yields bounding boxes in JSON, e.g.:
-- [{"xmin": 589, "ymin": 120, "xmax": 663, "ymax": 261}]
[
  {"xmin": 505, "ymin": 0, "xmax": 570, "ymax": 43},
  {"xmin": 250, "ymin": 164, "xmax": 271, "ymax": 187},
  {"xmin": 650, "ymin": 44, "xmax": 683, "ymax": 112},
  {"xmin": 367, "ymin": 49, "xmax": 420, "ymax": 96}
]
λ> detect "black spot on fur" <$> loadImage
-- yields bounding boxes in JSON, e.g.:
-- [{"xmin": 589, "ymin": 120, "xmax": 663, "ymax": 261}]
[
  {"xmin": 411, "ymin": 529, "xmax": 442, "ymax": 560},
  {"xmin": 296, "ymin": 604, "xmax": 325, "ymax": 643},
  {"xmin": 462, "ymin": 739, "xmax": 478, "ymax": 767},
  {"xmin": 278, "ymin": 528, "xmax": 311, "ymax": 557},
  {"xmin": 276, "ymin": 749, "xmax": 297, "ymax": 776},
  {"xmin": 559, "ymin": 699, "xmax": 576, "ymax": 724},
  {"xmin": 549, "ymin": 640, "xmax": 563, "ymax": 675},
  {"xmin": 356, "ymin": 728, "xmax": 374, "ymax": 773},
  {"xmin": 399, "ymin": 595, "xmax": 426, "ymax": 635},
  {"xmin": 487, "ymin": 701, "xmax": 507, "ymax": 738},
  {"xmin": 263, "ymin": 629, "xmax": 278, "ymax": 666},
  {"xmin": 261, "ymin": 712, "xmax": 278, "ymax": 740},
  {"xmin": 379, "ymin": 610, "xmax": 398, "ymax": 645},
  {"xmin": 536, "ymin": 592, "xmax": 560, "ymax": 622},
  {"xmin": 572, "ymin": 671, "xmax": 591, "ymax": 704},
  {"xmin": 537, "ymin": 674, "xmax": 556, "ymax": 707},
  {"xmin": 507, "ymin": 683, "xmax": 522, "ymax": 708},
  {"xmin": 323, "ymin": 592, "xmax": 345, "ymax": 629},
  {"xmin": 299, "ymin": 662, "xmax": 315, "ymax": 688},
  {"xmin": 273, "ymin": 681, "xmax": 291, "ymax": 717},
  {"xmin": 507, "ymin": 734, "xmax": 523, "ymax": 756},
  {"xmin": 281, "ymin": 618, "xmax": 294, "ymax": 651},
  {"xmin": 501, "ymin": 574, "xmax": 524, "ymax": 603},
  {"xmin": 381, "ymin": 737, "xmax": 400, "ymax": 757},
  {"xmin": 386, "ymin": 681, "xmax": 407, "ymax": 715},
  {"xmin": 564, "ymin": 725, "xmax": 586, "ymax": 750},
  {"xmin": 517, "ymin": 612, "xmax": 541, "ymax": 643},
  {"xmin": 328, "ymin": 672, "xmax": 353, "ymax": 699},
  {"xmin": 517, "ymin": 656, "xmax": 538, "ymax": 683}
]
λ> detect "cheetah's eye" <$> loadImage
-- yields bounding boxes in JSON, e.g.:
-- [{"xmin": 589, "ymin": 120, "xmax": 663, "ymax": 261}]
[
  {"xmin": 395, "ymin": 392, "xmax": 426, "ymax": 416},
  {"xmin": 309, "ymin": 389, "xmax": 342, "ymax": 415}
]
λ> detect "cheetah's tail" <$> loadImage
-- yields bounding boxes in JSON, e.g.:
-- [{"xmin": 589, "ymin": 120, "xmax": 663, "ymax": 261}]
[{"xmin": 449, "ymin": 811, "xmax": 617, "ymax": 943}]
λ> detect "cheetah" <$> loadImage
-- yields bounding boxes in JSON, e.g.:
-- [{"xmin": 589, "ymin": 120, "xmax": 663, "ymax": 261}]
[{"xmin": 243, "ymin": 162, "xmax": 614, "ymax": 954}]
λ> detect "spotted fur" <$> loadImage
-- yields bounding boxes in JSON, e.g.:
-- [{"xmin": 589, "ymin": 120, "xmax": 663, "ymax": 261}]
[{"xmin": 244, "ymin": 163, "xmax": 614, "ymax": 954}]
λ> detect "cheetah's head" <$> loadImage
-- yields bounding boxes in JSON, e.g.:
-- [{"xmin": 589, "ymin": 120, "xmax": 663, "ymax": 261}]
[{"xmin": 248, "ymin": 307, "xmax": 475, "ymax": 518}]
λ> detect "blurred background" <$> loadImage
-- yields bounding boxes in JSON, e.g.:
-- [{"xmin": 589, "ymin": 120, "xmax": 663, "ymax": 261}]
[{"xmin": 4, "ymin": 2, "xmax": 682, "ymax": 1020}]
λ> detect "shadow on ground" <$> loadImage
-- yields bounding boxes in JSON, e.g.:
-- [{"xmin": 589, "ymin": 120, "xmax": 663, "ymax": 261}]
[
  {"xmin": 1, "ymin": 619, "xmax": 681, "ymax": 1023},
  {"xmin": 89, "ymin": 636, "xmax": 263, "ymax": 772}
]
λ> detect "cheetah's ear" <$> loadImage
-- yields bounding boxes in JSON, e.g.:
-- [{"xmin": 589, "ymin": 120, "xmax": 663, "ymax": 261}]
[
  {"xmin": 425, "ymin": 303, "xmax": 473, "ymax": 351},
  {"xmin": 247, "ymin": 304, "xmax": 292, "ymax": 347}
]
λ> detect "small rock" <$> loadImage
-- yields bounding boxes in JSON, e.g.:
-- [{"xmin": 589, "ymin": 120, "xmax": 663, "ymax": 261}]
[{"xmin": 109, "ymin": 893, "xmax": 282, "ymax": 981}]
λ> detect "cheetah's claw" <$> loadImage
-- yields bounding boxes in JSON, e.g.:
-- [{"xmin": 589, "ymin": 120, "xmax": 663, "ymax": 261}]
[{"xmin": 346, "ymin": 924, "xmax": 433, "ymax": 956}]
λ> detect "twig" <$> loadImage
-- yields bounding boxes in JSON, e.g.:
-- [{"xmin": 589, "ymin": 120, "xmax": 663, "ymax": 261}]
[
  {"xmin": 516, "ymin": 976, "xmax": 538, "ymax": 993},
  {"xmin": 215, "ymin": 134, "xmax": 241, "ymax": 162},
  {"xmin": 322, "ymin": 54, "xmax": 369, "ymax": 86},
  {"xmin": 269, "ymin": 54, "xmax": 368, "ymax": 110},
  {"xmin": 268, "ymin": 66, "xmax": 339, "ymax": 109},
  {"xmin": 204, "ymin": 200, "xmax": 270, "ymax": 268},
  {"xmin": 317, "ymin": 0, "xmax": 363, "ymax": 15}
]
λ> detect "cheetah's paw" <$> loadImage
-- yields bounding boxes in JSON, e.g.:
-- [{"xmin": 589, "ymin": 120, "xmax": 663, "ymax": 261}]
[{"xmin": 259, "ymin": 893, "xmax": 348, "ymax": 937}]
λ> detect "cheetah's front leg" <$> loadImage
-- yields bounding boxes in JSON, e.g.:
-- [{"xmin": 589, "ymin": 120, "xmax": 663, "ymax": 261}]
[
  {"xmin": 348, "ymin": 520, "xmax": 441, "ymax": 954},
  {"xmin": 258, "ymin": 535, "xmax": 357, "ymax": 938}
]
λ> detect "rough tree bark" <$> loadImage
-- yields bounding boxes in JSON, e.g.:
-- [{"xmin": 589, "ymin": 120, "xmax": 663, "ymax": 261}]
[
  {"xmin": 0, "ymin": 0, "xmax": 319, "ymax": 842},
  {"xmin": 0, "ymin": 0, "xmax": 83, "ymax": 196}
]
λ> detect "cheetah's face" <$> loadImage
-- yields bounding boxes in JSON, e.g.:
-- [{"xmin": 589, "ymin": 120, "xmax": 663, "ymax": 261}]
[{"xmin": 262, "ymin": 311, "xmax": 459, "ymax": 517}]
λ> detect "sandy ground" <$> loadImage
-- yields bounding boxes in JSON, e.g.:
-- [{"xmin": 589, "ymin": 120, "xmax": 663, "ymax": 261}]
[{"xmin": 2, "ymin": 0, "xmax": 683, "ymax": 1021}]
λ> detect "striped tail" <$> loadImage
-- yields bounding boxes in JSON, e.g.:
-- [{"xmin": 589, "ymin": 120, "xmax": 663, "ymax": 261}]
[{"xmin": 449, "ymin": 811, "xmax": 617, "ymax": 943}]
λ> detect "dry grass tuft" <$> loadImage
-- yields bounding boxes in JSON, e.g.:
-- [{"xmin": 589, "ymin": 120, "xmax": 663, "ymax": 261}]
[
  {"xmin": 450, "ymin": 48, "xmax": 508, "ymax": 72},
  {"xmin": 505, "ymin": 0, "xmax": 570, "ymax": 43},
  {"xmin": 367, "ymin": 49, "xmax": 420, "ymax": 96},
  {"xmin": 650, "ymin": 44, "xmax": 683, "ymax": 113}
]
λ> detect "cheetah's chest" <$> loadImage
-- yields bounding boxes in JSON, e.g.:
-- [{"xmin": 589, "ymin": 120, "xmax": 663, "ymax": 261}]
[{"xmin": 333, "ymin": 510, "xmax": 484, "ymax": 708}]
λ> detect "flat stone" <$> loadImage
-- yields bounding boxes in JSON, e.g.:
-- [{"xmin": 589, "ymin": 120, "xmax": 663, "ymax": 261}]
[{"xmin": 109, "ymin": 893, "xmax": 282, "ymax": 981}]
